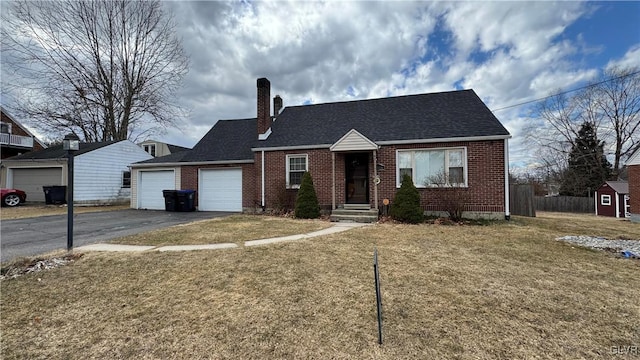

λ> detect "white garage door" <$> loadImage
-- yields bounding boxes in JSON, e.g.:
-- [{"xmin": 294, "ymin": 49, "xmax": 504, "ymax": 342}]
[
  {"xmin": 199, "ymin": 169, "xmax": 242, "ymax": 211},
  {"xmin": 138, "ymin": 170, "xmax": 175, "ymax": 210},
  {"xmin": 11, "ymin": 167, "xmax": 63, "ymax": 202}
]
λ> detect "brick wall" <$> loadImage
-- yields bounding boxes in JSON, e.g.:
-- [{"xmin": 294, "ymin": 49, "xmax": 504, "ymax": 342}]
[
  {"xmin": 181, "ymin": 163, "xmax": 256, "ymax": 208},
  {"xmin": 629, "ymin": 165, "xmax": 640, "ymax": 217},
  {"xmin": 255, "ymin": 139, "xmax": 506, "ymax": 214}
]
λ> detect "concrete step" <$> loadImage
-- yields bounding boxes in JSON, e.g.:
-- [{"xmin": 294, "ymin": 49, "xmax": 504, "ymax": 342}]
[
  {"xmin": 331, "ymin": 208, "xmax": 379, "ymax": 216},
  {"xmin": 330, "ymin": 208, "xmax": 379, "ymax": 223},
  {"xmin": 343, "ymin": 203, "xmax": 372, "ymax": 210},
  {"xmin": 330, "ymin": 214, "xmax": 379, "ymax": 223}
]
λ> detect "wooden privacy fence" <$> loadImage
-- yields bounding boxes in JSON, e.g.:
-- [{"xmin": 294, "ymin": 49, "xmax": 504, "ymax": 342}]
[
  {"xmin": 510, "ymin": 184, "xmax": 536, "ymax": 217},
  {"xmin": 534, "ymin": 196, "xmax": 594, "ymax": 213}
]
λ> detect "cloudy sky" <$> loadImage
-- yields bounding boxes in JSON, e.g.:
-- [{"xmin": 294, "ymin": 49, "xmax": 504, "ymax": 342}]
[{"xmin": 3, "ymin": 1, "xmax": 640, "ymax": 170}]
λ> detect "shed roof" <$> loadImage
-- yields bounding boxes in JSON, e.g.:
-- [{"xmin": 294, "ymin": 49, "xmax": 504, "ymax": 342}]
[{"xmin": 603, "ymin": 181, "xmax": 629, "ymax": 194}]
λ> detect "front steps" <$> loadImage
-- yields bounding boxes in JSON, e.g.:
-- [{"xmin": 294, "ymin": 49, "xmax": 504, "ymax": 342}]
[{"xmin": 330, "ymin": 204, "xmax": 379, "ymax": 223}]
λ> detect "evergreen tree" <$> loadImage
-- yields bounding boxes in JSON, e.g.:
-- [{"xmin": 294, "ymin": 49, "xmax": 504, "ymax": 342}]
[
  {"xmin": 294, "ymin": 172, "xmax": 320, "ymax": 219},
  {"xmin": 390, "ymin": 174, "xmax": 423, "ymax": 223},
  {"xmin": 560, "ymin": 122, "xmax": 612, "ymax": 196}
]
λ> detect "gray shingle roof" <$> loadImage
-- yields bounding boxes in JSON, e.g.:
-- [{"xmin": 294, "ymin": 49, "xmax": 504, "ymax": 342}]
[
  {"xmin": 167, "ymin": 144, "xmax": 191, "ymax": 153},
  {"xmin": 133, "ymin": 89, "xmax": 510, "ymax": 166},
  {"xmin": 4, "ymin": 141, "xmax": 118, "ymax": 160},
  {"xmin": 257, "ymin": 89, "xmax": 510, "ymax": 148},
  {"xmin": 134, "ymin": 118, "xmax": 256, "ymax": 165},
  {"xmin": 605, "ymin": 181, "xmax": 629, "ymax": 194}
]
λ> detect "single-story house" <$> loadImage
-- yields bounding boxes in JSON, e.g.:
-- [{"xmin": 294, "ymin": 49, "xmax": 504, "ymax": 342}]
[
  {"xmin": 595, "ymin": 181, "xmax": 630, "ymax": 218},
  {"xmin": 131, "ymin": 78, "xmax": 511, "ymax": 220},
  {"xmin": 627, "ymin": 148, "xmax": 640, "ymax": 223},
  {"xmin": 1, "ymin": 107, "xmax": 46, "ymax": 159},
  {"xmin": 1, "ymin": 140, "xmax": 152, "ymax": 204}
]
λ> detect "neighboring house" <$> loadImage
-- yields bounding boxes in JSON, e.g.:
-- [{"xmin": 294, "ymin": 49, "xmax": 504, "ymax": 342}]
[
  {"xmin": 131, "ymin": 78, "xmax": 511, "ymax": 220},
  {"xmin": 627, "ymin": 148, "xmax": 640, "ymax": 223},
  {"xmin": 1, "ymin": 107, "xmax": 46, "ymax": 159},
  {"xmin": 138, "ymin": 140, "xmax": 190, "ymax": 157},
  {"xmin": 1, "ymin": 140, "xmax": 152, "ymax": 204},
  {"xmin": 595, "ymin": 181, "xmax": 630, "ymax": 218}
]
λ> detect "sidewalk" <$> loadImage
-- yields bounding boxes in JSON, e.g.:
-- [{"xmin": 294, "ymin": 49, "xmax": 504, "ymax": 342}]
[{"xmin": 76, "ymin": 222, "xmax": 370, "ymax": 253}]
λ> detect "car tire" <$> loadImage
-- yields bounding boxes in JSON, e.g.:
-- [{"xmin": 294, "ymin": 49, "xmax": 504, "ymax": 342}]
[{"xmin": 3, "ymin": 194, "xmax": 21, "ymax": 207}]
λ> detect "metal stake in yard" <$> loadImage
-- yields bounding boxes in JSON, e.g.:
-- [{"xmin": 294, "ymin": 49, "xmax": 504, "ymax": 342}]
[{"xmin": 373, "ymin": 248, "xmax": 383, "ymax": 345}]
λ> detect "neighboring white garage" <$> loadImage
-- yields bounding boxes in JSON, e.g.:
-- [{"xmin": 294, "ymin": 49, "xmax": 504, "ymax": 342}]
[
  {"xmin": 138, "ymin": 170, "xmax": 175, "ymax": 210},
  {"xmin": 199, "ymin": 168, "xmax": 242, "ymax": 211},
  {"xmin": 10, "ymin": 167, "xmax": 63, "ymax": 202}
]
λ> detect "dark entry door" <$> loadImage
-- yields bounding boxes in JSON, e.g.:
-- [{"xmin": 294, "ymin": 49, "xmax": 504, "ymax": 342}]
[{"xmin": 345, "ymin": 153, "xmax": 369, "ymax": 204}]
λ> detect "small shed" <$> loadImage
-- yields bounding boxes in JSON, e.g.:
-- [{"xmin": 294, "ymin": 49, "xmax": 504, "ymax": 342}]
[{"xmin": 595, "ymin": 181, "xmax": 629, "ymax": 218}]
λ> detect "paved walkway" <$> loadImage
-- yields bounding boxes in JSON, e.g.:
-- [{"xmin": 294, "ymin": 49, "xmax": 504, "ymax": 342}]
[{"xmin": 76, "ymin": 222, "xmax": 369, "ymax": 254}]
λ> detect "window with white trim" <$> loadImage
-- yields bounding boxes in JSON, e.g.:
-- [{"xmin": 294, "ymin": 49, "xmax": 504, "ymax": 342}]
[
  {"xmin": 143, "ymin": 144, "xmax": 156, "ymax": 157},
  {"xmin": 122, "ymin": 171, "xmax": 131, "ymax": 188},
  {"xmin": 397, "ymin": 148, "xmax": 467, "ymax": 187},
  {"xmin": 286, "ymin": 154, "xmax": 308, "ymax": 188},
  {"xmin": 601, "ymin": 194, "xmax": 611, "ymax": 206}
]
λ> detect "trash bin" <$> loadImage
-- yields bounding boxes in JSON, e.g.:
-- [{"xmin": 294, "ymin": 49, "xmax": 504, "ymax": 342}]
[
  {"xmin": 176, "ymin": 190, "xmax": 196, "ymax": 212},
  {"xmin": 162, "ymin": 190, "xmax": 178, "ymax": 211},
  {"xmin": 43, "ymin": 185, "xmax": 67, "ymax": 205}
]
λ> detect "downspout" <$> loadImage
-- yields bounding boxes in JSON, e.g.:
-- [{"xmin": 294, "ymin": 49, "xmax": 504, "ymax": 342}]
[
  {"xmin": 595, "ymin": 192, "xmax": 598, "ymax": 216},
  {"xmin": 261, "ymin": 150, "xmax": 265, "ymax": 210},
  {"xmin": 615, "ymin": 192, "xmax": 620, "ymax": 218},
  {"xmin": 504, "ymin": 139, "xmax": 510, "ymax": 220}
]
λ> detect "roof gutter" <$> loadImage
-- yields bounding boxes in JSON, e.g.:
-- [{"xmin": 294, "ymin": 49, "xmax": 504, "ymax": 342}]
[
  {"xmin": 131, "ymin": 159, "xmax": 254, "ymax": 168},
  {"xmin": 251, "ymin": 135, "xmax": 511, "ymax": 152}
]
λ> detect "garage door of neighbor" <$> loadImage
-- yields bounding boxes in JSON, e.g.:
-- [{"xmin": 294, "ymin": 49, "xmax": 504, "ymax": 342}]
[
  {"xmin": 199, "ymin": 169, "xmax": 242, "ymax": 212},
  {"xmin": 12, "ymin": 167, "xmax": 63, "ymax": 202},
  {"xmin": 138, "ymin": 170, "xmax": 175, "ymax": 210}
]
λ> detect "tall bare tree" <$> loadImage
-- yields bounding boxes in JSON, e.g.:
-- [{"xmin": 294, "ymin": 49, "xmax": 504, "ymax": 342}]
[
  {"xmin": 527, "ymin": 66, "xmax": 640, "ymax": 178},
  {"xmin": 595, "ymin": 66, "xmax": 640, "ymax": 175},
  {"xmin": 1, "ymin": 0, "xmax": 189, "ymax": 142}
]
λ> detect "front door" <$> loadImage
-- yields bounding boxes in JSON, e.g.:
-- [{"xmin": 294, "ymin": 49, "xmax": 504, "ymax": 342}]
[{"xmin": 345, "ymin": 153, "xmax": 369, "ymax": 204}]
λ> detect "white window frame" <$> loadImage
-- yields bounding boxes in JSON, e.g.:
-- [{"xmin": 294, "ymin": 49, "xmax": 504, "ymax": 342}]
[
  {"xmin": 286, "ymin": 154, "xmax": 308, "ymax": 189},
  {"xmin": 122, "ymin": 170, "xmax": 131, "ymax": 188},
  {"xmin": 601, "ymin": 194, "xmax": 611, "ymax": 206},
  {"xmin": 396, "ymin": 147, "xmax": 468, "ymax": 188},
  {"xmin": 144, "ymin": 144, "xmax": 156, "ymax": 157}
]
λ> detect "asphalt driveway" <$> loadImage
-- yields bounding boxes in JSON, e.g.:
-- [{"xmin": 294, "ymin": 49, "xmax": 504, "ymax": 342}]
[{"xmin": 1, "ymin": 209, "xmax": 233, "ymax": 263}]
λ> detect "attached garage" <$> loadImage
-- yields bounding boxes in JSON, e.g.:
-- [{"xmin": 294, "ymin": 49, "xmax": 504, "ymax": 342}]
[
  {"xmin": 138, "ymin": 170, "xmax": 175, "ymax": 210},
  {"xmin": 199, "ymin": 168, "xmax": 242, "ymax": 211},
  {"xmin": 10, "ymin": 167, "xmax": 63, "ymax": 202}
]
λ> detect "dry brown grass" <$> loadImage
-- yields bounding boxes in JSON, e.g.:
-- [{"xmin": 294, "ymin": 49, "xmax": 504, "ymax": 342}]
[
  {"xmin": 110, "ymin": 215, "xmax": 332, "ymax": 246},
  {"xmin": 2, "ymin": 212, "xmax": 639, "ymax": 359},
  {"xmin": 0, "ymin": 204, "xmax": 129, "ymax": 220}
]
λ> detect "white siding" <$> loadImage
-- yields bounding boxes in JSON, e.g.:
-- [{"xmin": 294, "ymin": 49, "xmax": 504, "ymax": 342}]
[
  {"xmin": 131, "ymin": 166, "xmax": 180, "ymax": 208},
  {"xmin": 74, "ymin": 140, "xmax": 153, "ymax": 203},
  {"xmin": 330, "ymin": 129, "xmax": 378, "ymax": 152}
]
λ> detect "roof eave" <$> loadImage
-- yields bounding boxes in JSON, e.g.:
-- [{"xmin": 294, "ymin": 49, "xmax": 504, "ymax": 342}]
[{"xmin": 131, "ymin": 159, "xmax": 254, "ymax": 168}]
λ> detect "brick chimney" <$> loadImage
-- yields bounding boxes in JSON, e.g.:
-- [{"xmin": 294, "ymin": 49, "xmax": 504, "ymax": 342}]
[
  {"xmin": 273, "ymin": 95, "xmax": 283, "ymax": 117},
  {"xmin": 257, "ymin": 78, "xmax": 271, "ymax": 136}
]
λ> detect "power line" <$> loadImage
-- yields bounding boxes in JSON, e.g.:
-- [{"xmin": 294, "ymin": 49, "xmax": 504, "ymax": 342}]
[{"xmin": 490, "ymin": 69, "xmax": 640, "ymax": 112}]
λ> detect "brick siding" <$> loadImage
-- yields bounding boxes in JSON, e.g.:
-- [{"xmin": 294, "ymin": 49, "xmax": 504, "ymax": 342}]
[{"xmin": 254, "ymin": 139, "xmax": 506, "ymax": 213}]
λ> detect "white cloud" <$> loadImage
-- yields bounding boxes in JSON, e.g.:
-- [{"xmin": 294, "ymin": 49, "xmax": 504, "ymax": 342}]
[{"xmin": 2, "ymin": 0, "xmax": 637, "ymax": 168}]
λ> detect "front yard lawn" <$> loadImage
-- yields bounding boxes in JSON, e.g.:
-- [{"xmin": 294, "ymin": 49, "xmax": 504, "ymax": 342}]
[
  {"xmin": 1, "ymin": 213, "xmax": 639, "ymax": 359},
  {"xmin": 109, "ymin": 214, "xmax": 332, "ymax": 246}
]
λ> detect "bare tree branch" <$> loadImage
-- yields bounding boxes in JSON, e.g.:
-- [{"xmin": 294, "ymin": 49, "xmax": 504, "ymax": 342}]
[{"xmin": 1, "ymin": 0, "xmax": 189, "ymax": 142}]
